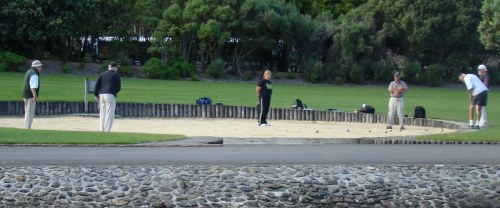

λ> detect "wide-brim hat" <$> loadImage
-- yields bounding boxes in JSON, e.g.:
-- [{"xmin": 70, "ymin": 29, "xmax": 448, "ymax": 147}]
[{"xmin": 31, "ymin": 60, "xmax": 43, "ymax": 67}]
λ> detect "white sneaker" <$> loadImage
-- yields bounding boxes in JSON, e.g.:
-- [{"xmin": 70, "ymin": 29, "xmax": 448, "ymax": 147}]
[{"xmin": 259, "ymin": 124, "xmax": 267, "ymax": 126}]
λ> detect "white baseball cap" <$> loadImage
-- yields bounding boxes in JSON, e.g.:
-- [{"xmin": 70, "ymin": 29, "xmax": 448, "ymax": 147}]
[{"xmin": 477, "ymin": 64, "xmax": 487, "ymax": 71}]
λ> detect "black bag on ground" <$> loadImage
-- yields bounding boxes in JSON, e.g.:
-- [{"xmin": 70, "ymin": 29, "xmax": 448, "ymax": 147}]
[
  {"xmin": 414, "ymin": 106, "xmax": 426, "ymax": 119},
  {"xmin": 196, "ymin": 97, "xmax": 212, "ymax": 105},
  {"xmin": 362, "ymin": 106, "xmax": 375, "ymax": 114},
  {"xmin": 292, "ymin": 99, "xmax": 305, "ymax": 109}
]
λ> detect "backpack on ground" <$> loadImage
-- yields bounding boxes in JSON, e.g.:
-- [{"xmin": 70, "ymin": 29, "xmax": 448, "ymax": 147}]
[
  {"xmin": 362, "ymin": 105, "xmax": 375, "ymax": 114},
  {"xmin": 292, "ymin": 99, "xmax": 306, "ymax": 109},
  {"xmin": 196, "ymin": 97, "xmax": 212, "ymax": 105},
  {"xmin": 414, "ymin": 106, "xmax": 426, "ymax": 119}
]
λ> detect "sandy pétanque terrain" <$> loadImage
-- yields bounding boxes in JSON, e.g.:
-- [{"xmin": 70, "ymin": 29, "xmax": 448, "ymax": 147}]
[{"xmin": 0, "ymin": 116, "xmax": 456, "ymax": 139}]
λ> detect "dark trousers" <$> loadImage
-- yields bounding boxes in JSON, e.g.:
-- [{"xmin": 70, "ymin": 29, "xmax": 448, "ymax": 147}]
[{"xmin": 258, "ymin": 97, "xmax": 271, "ymax": 124}]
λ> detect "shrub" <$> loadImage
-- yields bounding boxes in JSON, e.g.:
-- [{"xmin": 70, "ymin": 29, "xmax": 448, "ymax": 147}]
[
  {"xmin": 207, "ymin": 59, "xmax": 225, "ymax": 78},
  {"xmin": 486, "ymin": 65, "xmax": 498, "ymax": 85},
  {"xmin": 424, "ymin": 64, "xmax": 445, "ymax": 87},
  {"xmin": 141, "ymin": 58, "xmax": 164, "ymax": 79},
  {"xmin": 0, "ymin": 51, "xmax": 27, "ymax": 72},
  {"xmin": 166, "ymin": 65, "xmax": 181, "ymax": 80},
  {"xmin": 374, "ymin": 60, "xmax": 397, "ymax": 83},
  {"xmin": 358, "ymin": 59, "xmax": 376, "ymax": 81},
  {"xmin": 119, "ymin": 66, "xmax": 134, "ymax": 77},
  {"xmin": 0, "ymin": 62, "xmax": 7, "ymax": 72},
  {"xmin": 348, "ymin": 64, "xmax": 365, "ymax": 83},
  {"xmin": 286, "ymin": 72, "xmax": 296, "ymax": 79},
  {"xmin": 303, "ymin": 59, "xmax": 323, "ymax": 83},
  {"xmin": 62, "ymin": 64, "xmax": 71, "ymax": 74},
  {"xmin": 169, "ymin": 59, "xmax": 195, "ymax": 78},
  {"xmin": 190, "ymin": 75, "xmax": 200, "ymax": 81},
  {"xmin": 334, "ymin": 76, "xmax": 345, "ymax": 85},
  {"xmin": 403, "ymin": 61, "xmax": 423, "ymax": 85}
]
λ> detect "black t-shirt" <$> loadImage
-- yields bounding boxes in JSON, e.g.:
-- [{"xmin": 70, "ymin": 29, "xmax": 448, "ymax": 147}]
[{"xmin": 257, "ymin": 79, "xmax": 272, "ymax": 99}]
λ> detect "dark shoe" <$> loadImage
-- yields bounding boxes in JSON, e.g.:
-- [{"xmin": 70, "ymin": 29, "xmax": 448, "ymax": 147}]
[
  {"xmin": 386, "ymin": 126, "xmax": 392, "ymax": 129},
  {"xmin": 475, "ymin": 125, "xmax": 480, "ymax": 129},
  {"xmin": 469, "ymin": 125, "xmax": 475, "ymax": 129},
  {"xmin": 400, "ymin": 127, "xmax": 405, "ymax": 130}
]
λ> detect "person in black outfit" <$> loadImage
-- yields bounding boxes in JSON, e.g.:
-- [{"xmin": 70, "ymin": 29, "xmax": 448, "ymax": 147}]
[
  {"xmin": 94, "ymin": 62, "xmax": 121, "ymax": 131},
  {"xmin": 256, "ymin": 70, "xmax": 273, "ymax": 126}
]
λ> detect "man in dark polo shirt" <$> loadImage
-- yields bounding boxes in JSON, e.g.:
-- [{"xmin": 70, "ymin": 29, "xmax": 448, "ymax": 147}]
[{"xmin": 94, "ymin": 62, "xmax": 121, "ymax": 132}]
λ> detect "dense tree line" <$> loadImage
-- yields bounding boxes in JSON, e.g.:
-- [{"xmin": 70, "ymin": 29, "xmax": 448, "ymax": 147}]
[{"xmin": 0, "ymin": 0, "xmax": 498, "ymax": 85}]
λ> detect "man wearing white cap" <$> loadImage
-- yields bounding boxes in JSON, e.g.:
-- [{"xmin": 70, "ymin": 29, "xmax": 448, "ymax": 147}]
[
  {"xmin": 477, "ymin": 64, "xmax": 489, "ymax": 128},
  {"xmin": 458, "ymin": 72, "xmax": 488, "ymax": 129},
  {"xmin": 21, "ymin": 60, "xmax": 43, "ymax": 129}
]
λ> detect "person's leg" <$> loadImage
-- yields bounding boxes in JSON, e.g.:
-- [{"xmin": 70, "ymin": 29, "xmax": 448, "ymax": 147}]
[
  {"xmin": 23, "ymin": 98, "xmax": 36, "ymax": 129},
  {"xmin": 468, "ymin": 104, "xmax": 475, "ymax": 127},
  {"xmin": 480, "ymin": 106, "xmax": 487, "ymax": 127},
  {"xmin": 397, "ymin": 98, "xmax": 405, "ymax": 129},
  {"xmin": 99, "ymin": 94, "xmax": 107, "ymax": 131},
  {"xmin": 476, "ymin": 105, "xmax": 482, "ymax": 128},
  {"xmin": 259, "ymin": 97, "xmax": 271, "ymax": 125},
  {"xmin": 104, "ymin": 95, "xmax": 116, "ymax": 131},
  {"xmin": 258, "ymin": 97, "xmax": 264, "ymax": 125},
  {"xmin": 387, "ymin": 98, "xmax": 395, "ymax": 128},
  {"xmin": 480, "ymin": 92, "xmax": 488, "ymax": 127}
]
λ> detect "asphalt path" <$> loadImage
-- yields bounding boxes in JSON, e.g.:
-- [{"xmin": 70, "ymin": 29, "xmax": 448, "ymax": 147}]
[{"xmin": 1, "ymin": 144, "xmax": 499, "ymax": 166}]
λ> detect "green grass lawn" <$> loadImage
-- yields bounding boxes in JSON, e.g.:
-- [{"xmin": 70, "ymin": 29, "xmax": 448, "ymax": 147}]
[
  {"xmin": 0, "ymin": 127, "xmax": 184, "ymax": 144},
  {"xmin": 1, "ymin": 72, "xmax": 498, "ymax": 142}
]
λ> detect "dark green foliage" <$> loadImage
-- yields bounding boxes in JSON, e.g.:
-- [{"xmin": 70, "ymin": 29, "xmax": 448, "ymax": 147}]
[
  {"xmin": 62, "ymin": 64, "xmax": 70, "ymax": 74},
  {"xmin": 424, "ymin": 64, "xmax": 445, "ymax": 87},
  {"xmin": 357, "ymin": 59, "xmax": 378, "ymax": 81},
  {"xmin": 334, "ymin": 76, "xmax": 345, "ymax": 85},
  {"xmin": 207, "ymin": 59, "xmax": 225, "ymax": 79},
  {"xmin": 141, "ymin": 58, "xmax": 194, "ymax": 80},
  {"xmin": 303, "ymin": 59, "xmax": 323, "ymax": 83},
  {"xmin": 119, "ymin": 66, "xmax": 135, "ymax": 77},
  {"xmin": 141, "ymin": 58, "xmax": 164, "ymax": 79},
  {"xmin": 348, "ymin": 63, "xmax": 364, "ymax": 84},
  {"xmin": 374, "ymin": 61, "xmax": 397, "ymax": 83},
  {"xmin": 403, "ymin": 61, "xmax": 423, "ymax": 85},
  {"xmin": 0, "ymin": 51, "xmax": 27, "ymax": 72},
  {"xmin": 169, "ymin": 60, "xmax": 195, "ymax": 78}
]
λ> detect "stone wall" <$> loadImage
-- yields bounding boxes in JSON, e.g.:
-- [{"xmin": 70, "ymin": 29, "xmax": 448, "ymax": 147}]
[
  {"xmin": 0, "ymin": 165, "xmax": 498, "ymax": 207},
  {"xmin": 0, "ymin": 101, "xmax": 462, "ymax": 129}
]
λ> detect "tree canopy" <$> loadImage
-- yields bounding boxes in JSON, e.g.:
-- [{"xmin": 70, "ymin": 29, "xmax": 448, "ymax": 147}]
[{"xmin": 0, "ymin": 0, "xmax": 497, "ymax": 85}]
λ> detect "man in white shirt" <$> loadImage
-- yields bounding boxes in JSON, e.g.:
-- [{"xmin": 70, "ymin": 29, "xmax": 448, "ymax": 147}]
[{"xmin": 458, "ymin": 73, "xmax": 488, "ymax": 129}]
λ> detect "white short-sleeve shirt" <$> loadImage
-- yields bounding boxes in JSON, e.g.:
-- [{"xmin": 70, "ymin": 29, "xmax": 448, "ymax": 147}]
[
  {"xmin": 29, "ymin": 74, "xmax": 39, "ymax": 89},
  {"xmin": 464, "ymin": 74, "xmax": 488, "ymax": 96}
]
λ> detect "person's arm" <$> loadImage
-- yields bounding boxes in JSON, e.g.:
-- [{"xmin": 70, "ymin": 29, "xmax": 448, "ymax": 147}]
[
  {"xmin": 94, "ymin": 77, "xmax": 101, "ymax": 101},
  {"xmin": 398, "ymin": 84, "xmax": 408, "ymax": 93},
  {"xmin": 388, "ymin": 83, "xmax": 393, "ymax": 94},
  {"xmin": 256, "ymin": 86, "xmax": 262, "ymax": 95},
  {"xmin": 29, "ymin": 75, "xmax": 39, "ymax": 102},
  {"xmin": 30, "ymin": 88, "xmax": 38, "ymax": 102}
]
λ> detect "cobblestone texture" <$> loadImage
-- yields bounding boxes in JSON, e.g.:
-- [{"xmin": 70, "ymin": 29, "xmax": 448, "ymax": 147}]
[{"xmin": 1, "ymin": 165, "xmax": 499, "ymax": 207}]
